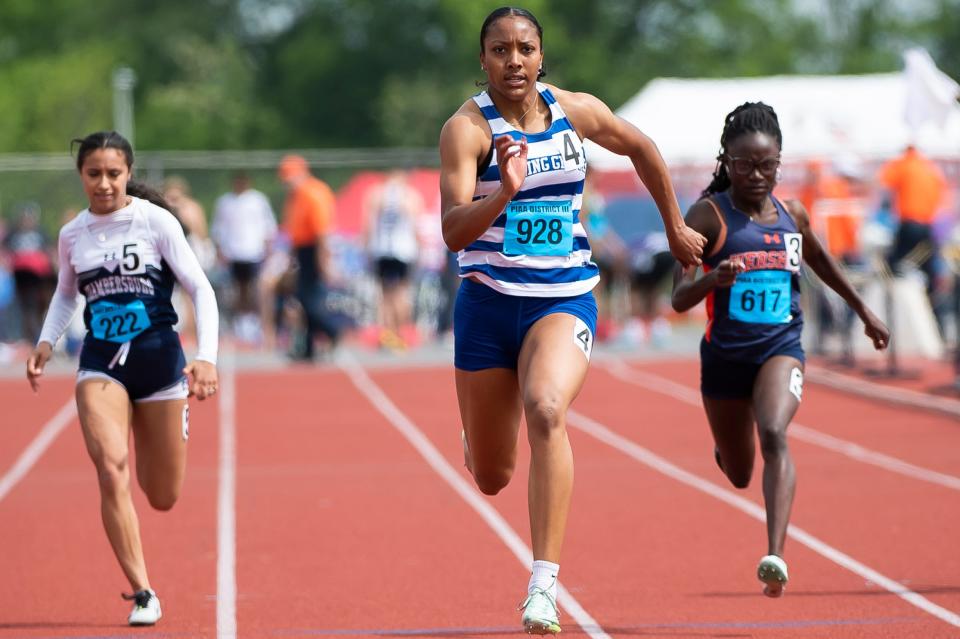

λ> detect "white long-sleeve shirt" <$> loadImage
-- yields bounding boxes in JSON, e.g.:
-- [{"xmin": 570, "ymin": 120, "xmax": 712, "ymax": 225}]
[{"xmin": 38, "ymin": 196, "xmax": 219, "ymax": 364}]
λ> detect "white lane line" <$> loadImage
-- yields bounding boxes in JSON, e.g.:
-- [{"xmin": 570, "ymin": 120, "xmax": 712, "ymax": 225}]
[
  {"xmin": 340, "ymin": 354, "xmax": 611, "ymax": 639},
  {"xmin": 805, "ymin": 364, "xmax": 960, "ymax": 419},
  {"xmin": 0, "ymin": 398, "xmax": 76, "ymax": 502},
  {"xmin": 600, "ymin": 360, "xmax": 960, "ymax": 492},
  {"xmin": 217, "ymin": 351, "xmax": 237, "ymax": 639},
  {"xmin": 566, "ymin": 407, "xmax": 960, "ymax": 629}
]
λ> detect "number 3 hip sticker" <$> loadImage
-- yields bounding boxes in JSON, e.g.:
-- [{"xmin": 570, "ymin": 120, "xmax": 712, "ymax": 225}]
[{"xmin": 784, "ymin": 233, "xmax": 802, "ymax": 272}]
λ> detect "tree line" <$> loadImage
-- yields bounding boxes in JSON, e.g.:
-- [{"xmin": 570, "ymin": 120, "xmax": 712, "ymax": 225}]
[{"xmin": 1, "ymin": 0, "xmax": 957, "ymax": 153}]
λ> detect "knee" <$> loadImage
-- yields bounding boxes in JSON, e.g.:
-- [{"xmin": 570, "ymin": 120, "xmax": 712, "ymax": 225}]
[
  {"xmin": 94, "ymin": 456, "xmax": 130, "ymax": 496},
  {"xmin": 523, "ymin": 394, "xmax": 565, "ymax": 440},
  {"xmin": 726, "ymin": 470, "xmax": 752, "ymax": 490},
  {"xmin": 472, "ymin": 467, "xmax": 513, "ymax": 496},
  {"xmin": 146, "ymin": 489, "xmax": 179, "ymax": 512},
  {"xmin": 758, "ymin": 427, "xmax": 789, "ymax": 460}
]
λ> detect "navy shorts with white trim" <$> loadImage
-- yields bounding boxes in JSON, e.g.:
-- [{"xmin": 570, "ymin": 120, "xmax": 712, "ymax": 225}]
[
  {"xmin": 78, "ymin": 328, "xmax": 187, "ymax": 401},
  {"xmin": 454, "ymin": 277, "xmax": 597, "ymax": 371},
  {"xmin": 700, "ymin": 337, "xmax": 804, "ymax": 400}
]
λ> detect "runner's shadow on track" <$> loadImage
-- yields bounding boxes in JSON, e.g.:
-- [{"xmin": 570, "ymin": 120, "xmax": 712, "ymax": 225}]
[
  {"xmin": 0, "ymin": 621, "xmax": 120, "ymax": 630},
  {"xmin": 278, "ymin": 629, "xmax": 747, "ymax": 637},
  {"xmin": 584, "ymin": 630, "xmax": 749, "ymax": 637},
  {"xmin": 700, "ymin": 584, "xmax": 960, "ymax": 597}
]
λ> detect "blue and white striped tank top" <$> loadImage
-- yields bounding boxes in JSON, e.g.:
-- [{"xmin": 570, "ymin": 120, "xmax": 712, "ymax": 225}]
[{"xmin": 458, "ymin": 83, "xmax": 599, "ymax": 297}]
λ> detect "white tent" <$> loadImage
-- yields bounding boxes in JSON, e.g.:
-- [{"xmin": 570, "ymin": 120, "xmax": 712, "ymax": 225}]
[{"xmin": 587, "ymin": 65, "xmax": 960, "ymax": 170}]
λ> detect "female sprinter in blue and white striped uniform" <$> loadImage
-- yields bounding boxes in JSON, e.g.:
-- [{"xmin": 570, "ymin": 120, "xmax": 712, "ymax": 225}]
[
  {"xmin": 672, "ymin": 103, "xmax": 888, "ymax": 598},
  {"xmin": 26, "ymin": 131, "xmax": 219, "ymax": 627},
  {"xmin": 439, "ymin": 7, "xmax": 705, "ymax": 634}
]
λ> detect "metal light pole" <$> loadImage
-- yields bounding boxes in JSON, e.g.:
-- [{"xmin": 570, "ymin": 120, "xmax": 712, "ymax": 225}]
[{"xmin": 112, "ymin": 66, "xmax": 137, "ymax": 145}]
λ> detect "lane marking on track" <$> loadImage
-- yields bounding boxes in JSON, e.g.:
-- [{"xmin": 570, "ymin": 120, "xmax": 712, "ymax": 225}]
[
  {"xmin": 806, "ymin": 364, "xmax": 960, "ymax": 419},
  {"xmin": 217, "ymin": 350, "xmax": 237, "ymax": 639},
  {"xmin": 600, "ymin": 360, "xmax": 960, "ymax": 492},
  {"xmin": 0, "ymin": 398, "xmax": 75, "ymax": 503},
  {"xmin": 339, "ymin": 354, "xmax": 611, "ymax": 639},
  {"xmin": 566, "ymin": 407, "xmax": 960, "ymax": 629}
]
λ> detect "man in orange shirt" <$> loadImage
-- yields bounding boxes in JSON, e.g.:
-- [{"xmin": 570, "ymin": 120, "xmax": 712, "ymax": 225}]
[
  {"xmin": 879, "ymin": 145, "xmax": 947, "ymax": 295},
  {"xmin": 278, "ymin": 154, "xmax": 341, "ymax": 360}
]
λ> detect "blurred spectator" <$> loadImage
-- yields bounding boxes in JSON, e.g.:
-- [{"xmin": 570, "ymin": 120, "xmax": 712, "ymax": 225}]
[
  {"xmin": 580, "ymin": 177, "xmax": 628, "ymax": 341},
  {"xmin": 803, "ymin": 158, "xmax": 870, "ymax": 363},
  {"xmin": 945, "ymin": 221, "xmax": 960, "ymax": 388},
  {"xmin": 363, "ymin": 171, "xmax": 422, "ymax": 350},
  {"xmin": 164, "ymin": 176, "xmax": 215, "ymax": 344},
  {"xmin": 2, "ymin": 202, "xmax": 55, "ymax": 343},
  {"xmin": 257, "ymin": 230, "xmax": 295, "ymax": 352},
  {"xmin": 627, "ymin": 229, "xmax": 674, "ymax": 347},
  {"xmin": 0, "ymin": 216, "xmax": 14, "ymax": 347},
  {"xmin": 211, "ymin": 172, "xmax": 278, "ymax": 343},
  {"xmin": 879, "ymin": 145, "xmax": 948, "ymax": 302},
  {"xmin": 599, "ymin": 194, "xmax": 674, "ymax": 347},
  {"xmin": 413, "ymin": 196, "xmax": 450, "ymax": 341},
  {"xmin": 279, "ymin": 154, "xmax": 341, "ymax": 360},
  {"xmin": 164, "ymin": 175, "xmax": 215, "ymax": 270}
]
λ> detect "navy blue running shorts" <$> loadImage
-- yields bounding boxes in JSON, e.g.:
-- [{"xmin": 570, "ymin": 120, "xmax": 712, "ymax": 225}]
[
  {"xmin": 78, "ymin": 329, "xmax": 187, "ymax": 401},
  {"xmin": 454, "ymin": 277, "xmax": 598, "ymax": 371},
  {"xmin": 700, "ymin": 338, "xmax": 804, "ymax": 400}
]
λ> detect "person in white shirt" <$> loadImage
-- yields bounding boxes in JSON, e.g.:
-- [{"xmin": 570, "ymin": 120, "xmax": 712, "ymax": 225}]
[
  {"xmin": 211, "ymin": 172, "xmax": 277, "ymax": 342},
  {"xmin": 25, "ymin": 130, "xmax": 219, "ymax": 627},
  {"xmin": 363, "ymin": 171, "xmax": 422, "ymax": 349}
]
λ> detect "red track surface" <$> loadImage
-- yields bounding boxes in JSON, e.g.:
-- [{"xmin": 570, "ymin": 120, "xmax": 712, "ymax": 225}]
[{"xmin": 1, "ymin": 353, "xmax": 958, "ymax": 638}]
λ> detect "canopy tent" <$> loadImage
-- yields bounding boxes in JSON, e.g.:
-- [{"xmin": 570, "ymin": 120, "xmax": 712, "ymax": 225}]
[{"xmin": 586, "ymin": 60, "xmax": 960, "ymax": 171}]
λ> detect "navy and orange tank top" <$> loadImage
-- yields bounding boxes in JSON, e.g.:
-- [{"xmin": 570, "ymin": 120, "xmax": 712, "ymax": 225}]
[{"xmin": 702, "ymin": 190, "xmax": 804, "ymax": 363}]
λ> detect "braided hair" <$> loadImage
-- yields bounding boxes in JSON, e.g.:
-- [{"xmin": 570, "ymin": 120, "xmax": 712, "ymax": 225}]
[{"xmin": 701, "ymin": 102, "xmax": 782, "ymax": 198}]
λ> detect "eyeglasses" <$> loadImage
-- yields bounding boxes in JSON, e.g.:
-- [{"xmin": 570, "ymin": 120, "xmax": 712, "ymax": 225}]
[{"xmin": 726, "ymin": 155, "xmax": 781, "ymax": 176}]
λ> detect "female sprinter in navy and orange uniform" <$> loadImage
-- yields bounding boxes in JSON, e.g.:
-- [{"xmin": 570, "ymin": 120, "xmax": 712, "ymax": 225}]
[
  {"xmin": 26, "ymin": 131, "xmax": 219, "ymax": 626},
  {"xmin": 440, "ymin": 6, "xmax": 705, "ymax": 634},
  {"xmin": 672, "ymin": 102, "xmax": 889, "ymax": 597}
]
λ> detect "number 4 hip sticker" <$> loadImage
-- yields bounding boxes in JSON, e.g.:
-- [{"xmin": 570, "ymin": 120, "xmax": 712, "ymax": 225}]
[{"xmin": 573, "ymin": 318, "xmax": 593, "ymax": 362}]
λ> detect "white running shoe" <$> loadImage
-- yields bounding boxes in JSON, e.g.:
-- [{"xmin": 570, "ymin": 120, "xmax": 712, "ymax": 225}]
[
  {"xmin": 124, "ymin": 589, "xmax": 162, "ymax": 626},
  {"xmin": 757, "ymin": 555, "xmax": 789, "ymax": 598},
  {"xmin": 519, "ymin": 587, "xmax": 561, "ymax": 635}
]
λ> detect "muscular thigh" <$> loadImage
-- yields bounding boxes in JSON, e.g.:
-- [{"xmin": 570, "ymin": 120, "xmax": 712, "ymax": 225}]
[
  {"xmin": 518, "ymin": 312, "xmax": 591, "ymax": 410},
  {"xmin": 76, "ymin": 377, "xmax": 132, "ymax": 465},
  {"xmin": 456, "ymin": 368, "xmax": 522, "ymax": 467},
  {"xmin": 752, "ymin": 356, "xmax": 804, "ymax": 431},
  {"xmin": 132, "ymin": 399, "xmax": 189, "ymax": 481}
]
